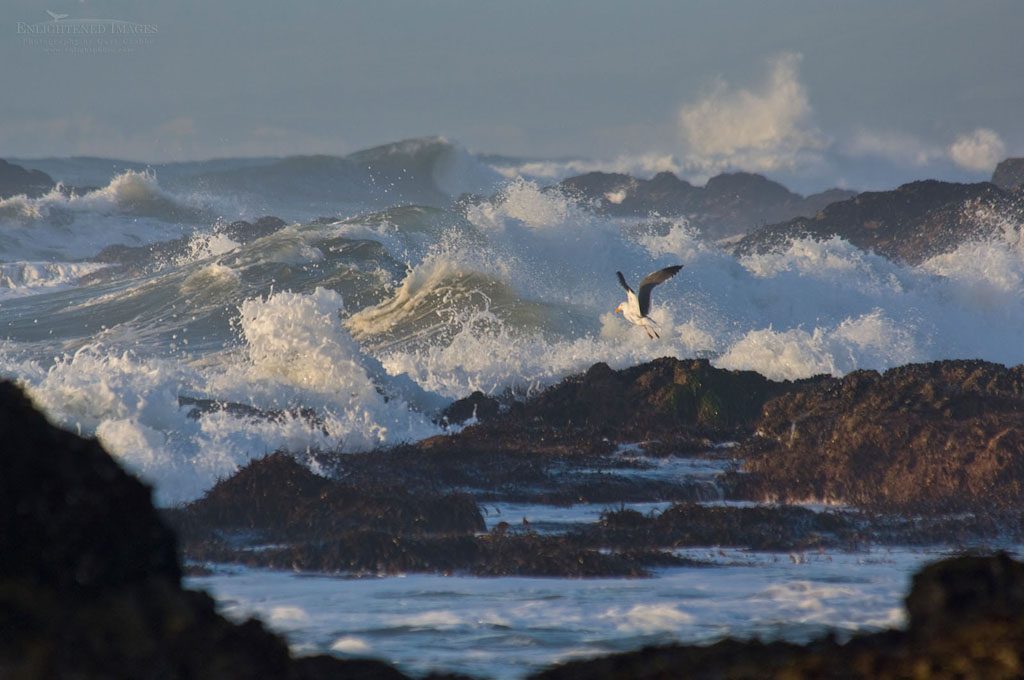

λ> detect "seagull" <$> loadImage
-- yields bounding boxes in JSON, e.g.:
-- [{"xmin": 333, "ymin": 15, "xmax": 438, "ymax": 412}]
[
  {"xmin": 614, "ymin": 265, "xmax": 683, "ymax": 339},
  {"xmin": 46, "ymin": 10, "xmax": 69, "ymax": 20}
]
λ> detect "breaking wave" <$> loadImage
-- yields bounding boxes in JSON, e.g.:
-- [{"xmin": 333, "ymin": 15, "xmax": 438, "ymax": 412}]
[{"xmin": 4, "ymin": 150, "xmax": 1024, "ymax": 503}]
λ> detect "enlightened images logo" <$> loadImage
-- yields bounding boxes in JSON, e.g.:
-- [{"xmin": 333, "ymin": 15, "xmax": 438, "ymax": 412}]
[{"xmin": 16, "ymin": 10, "xmax": 159, "ymax": 55}]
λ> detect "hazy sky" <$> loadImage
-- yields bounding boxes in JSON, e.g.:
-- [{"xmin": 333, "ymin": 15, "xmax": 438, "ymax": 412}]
[{"xmin": 2, "ymin": 0, "xmax": 1022, "ymax": 188}]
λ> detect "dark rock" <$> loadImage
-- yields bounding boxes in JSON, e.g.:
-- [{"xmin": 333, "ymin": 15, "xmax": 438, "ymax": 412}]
[
  {"xmin": 531, "ymin": 552, "xmax": 1024, "ymax": 679},
  {"xmin": 0, "ymin": 380, "xmax": 413, "ymax": 679},
  {"xmin": 0, "ymin": 159, "xmax": 55, "ymax": 198},
  {"xmin": 170, "ymin": 452, "xmax": 486, "ymax": 540},
  {"xmin": 441, "ymin": 390, "xmax": 500, "ymax": 425},
  {"xmin": 507, "ymin": 357, "xmax": 804, "ymax": 440},
  {"xmin": 171, "ymin": 452, "xmax": 692, "ymax": 577},
  {"xmin": 734, "ymin": 180, "xmax": 1021, "ymax": 264},
  {"xmin": 557, "ymin": 170, "xmax": 856, "ymax": 239},
  {"xmin": 739, "ymin": 360, "xmax": 1024, "ymax": 511},
  {"xmin": 906, "ymin": 551, "xmax": 1024, "ymax": 634},
  {"xmin": 585, "ymin": 502, "xmax": 856, "ymax": 552},
  {"xmin": 992, "ymin": 158, "xmax": 1024, "ymax": 191},
  {"xmin": 0, "ymin": 381, "xmax": 181, "ymax": 591},
  {"xmin": 185, "ymin": 528, "xmax": 688, "ymax": 578}
]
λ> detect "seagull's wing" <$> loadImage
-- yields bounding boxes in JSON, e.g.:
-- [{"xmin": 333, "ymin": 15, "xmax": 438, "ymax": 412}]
[
  {"xmin": 637, "ymin": 265, "xmax": 683, "ymax": 316},
  {"xmin": 615, "ymin": 271, "xmax": 634, "ymax": 295}
]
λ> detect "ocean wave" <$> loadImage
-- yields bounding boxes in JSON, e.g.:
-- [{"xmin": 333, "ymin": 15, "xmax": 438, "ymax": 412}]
[
  {"xmin": 6, "ymin": 170, "xmax": 1024, "ymax": 503},
  {"xmin": 1, "ymin": 288, "xmax": 438, "ymax": 505},
  {"xmin": 0, "ymin": 261, "xmax": 109, "ymax": 299}
]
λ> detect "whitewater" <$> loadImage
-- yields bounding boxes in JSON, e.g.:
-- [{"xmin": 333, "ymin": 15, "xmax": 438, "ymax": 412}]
[{"xmin": 3, "ymin": 140, "xmax": 1023, "ymax": 676}]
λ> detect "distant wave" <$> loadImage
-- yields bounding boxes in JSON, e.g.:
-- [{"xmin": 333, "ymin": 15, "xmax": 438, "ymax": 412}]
[{"xmin": 0, "ymin": 170, "xmax": 206, "ymax": 224}]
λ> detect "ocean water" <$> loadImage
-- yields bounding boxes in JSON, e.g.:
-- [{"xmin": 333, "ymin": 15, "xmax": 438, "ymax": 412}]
[
  {"xmin": 4, "ymin": 139, "xmax": 1023, "ymax": 675},
  {"xmin": 191, "ymin": 545, "xmax": 981, "ymax": 679}
]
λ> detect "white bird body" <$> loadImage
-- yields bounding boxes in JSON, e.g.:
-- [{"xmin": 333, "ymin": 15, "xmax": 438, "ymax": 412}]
[{"xmin": 614, "ymin": 265, "xmax": 683, "ymax": 338}]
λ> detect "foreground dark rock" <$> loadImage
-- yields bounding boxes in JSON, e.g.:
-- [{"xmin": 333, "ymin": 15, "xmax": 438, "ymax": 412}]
[
  {"xmin": 557, "ymin": 170, "xmax": 855, "ymax": 239},
  {"xmin": 531, "ymin": 551, "xmax": 1024, "ymax": 680},
  {"xmin": 736, "ymin": 360, "xmax": 1024, "ymax": 511},
  {"xmin": 0, "ymin": 158, "xmax": 55, "ymax": 198},
  {"xmin": 0, "ymin": 382, "xmax": 180, "ymax": 591},
  {"xmin": 0, "ymin": 381, "xmax": 420, "ymax": 679},
  {"xmin": 734, "ymin": 179, "xmax": 1022, "ymax": 265}
]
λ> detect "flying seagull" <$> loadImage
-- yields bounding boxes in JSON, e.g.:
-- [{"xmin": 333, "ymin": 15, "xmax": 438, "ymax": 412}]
[{"xmin": 614, "ymin": 265, "xmax": 683, "ymax": 338}]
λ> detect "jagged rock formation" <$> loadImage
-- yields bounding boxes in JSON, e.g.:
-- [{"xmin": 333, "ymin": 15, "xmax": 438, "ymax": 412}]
[
  {"xmin": 737, "ymin": 360, "xmax": 1024, "ymax": 511},
  {"xmin": 499, "ymin": 358, "xmax": 806, "ymax": 440},
  {"xmin": 734, "ymin": 180, "xmax": 1022, "ymax": 264},
  {"xmin": 557, "ymin": 170, "xmax": 855, "ymax": 239},
  {"xmin": 993, "ymin": 157, "xmax": 1024, "ymax": 191}
]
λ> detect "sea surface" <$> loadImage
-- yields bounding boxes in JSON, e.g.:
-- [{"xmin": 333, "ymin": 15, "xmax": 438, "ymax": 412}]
[{"xmin": 4, "ymin": 138, "xmax": 1024, "ymax": 676}]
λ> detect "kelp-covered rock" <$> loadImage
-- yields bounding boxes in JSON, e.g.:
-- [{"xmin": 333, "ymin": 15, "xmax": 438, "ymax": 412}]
[
  {"xmin": 738, "ymin": 360, "xmax": 1024, "ymax": 511},
  {"xmin": 171, "ymin": 452, "xmax": 486, "ymax": 539},
  {"xmin": 532, "ymin": 552, "xmax": 1024, "ymax": 680},
  {"xmin": 496, "ymin": 357, "xmax": 803, "ymax": 440},
  {"xmin": 587, "ymin": 503, "xmax": 856, "ymax": 551},
  {"xmin": 186, "ymin": 529, "xmax": 686, "ymax": 578}
]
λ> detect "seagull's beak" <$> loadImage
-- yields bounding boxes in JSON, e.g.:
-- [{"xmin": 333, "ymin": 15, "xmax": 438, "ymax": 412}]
[{"xmin": 613, "ymin": 305, "xmax": 622, "ymax": 315}]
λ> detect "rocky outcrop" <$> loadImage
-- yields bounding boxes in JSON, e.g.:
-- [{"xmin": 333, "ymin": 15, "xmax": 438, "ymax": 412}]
[
  {"xmin": 0, "ymin": 381, "xmax": 418, "ymax": 679},
  {"xmin": 0, "ymin": 159, "xmax": 55, "ymax": 198},
  {"xmin": 170, "ymin": 452, "xmax": 685, "ymax": 577},
  {"xmin": 992, "ymin": 158, "xmax": 1024, "ymax": 191},
  {"xmin": 586, "ymin": 503, "xmax": 856, "ymax": 552},
  {"xmin": 734, "ymin": 180, "xmax": 1022, "ymax": 264},
  {"xmin": 532, "ymin": 552, "xmax": 1024, "ymax": 680},
  {"xmin": 737, "ymin": 360, "xmax": 1024, "ymax": 511},
  {"xmin": 500, "ymin": 358, "xmax": 805, "ymax": 440},
  {"xmin": 557, "ymin": 170, "xmax": 856, "ymax": 239},
  {"xmin": 170, "ymin": 451, "xmax": 486, "ymax": 539}
]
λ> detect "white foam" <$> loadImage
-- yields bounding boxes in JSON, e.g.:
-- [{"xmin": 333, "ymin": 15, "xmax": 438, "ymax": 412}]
[
  {"xmin": 0, "ymin": 261, "xmax": 109, "ymax": 299},
  {"xmin": 0, "ymin": 171, "xmax": 235, "ymax": 261},
  {"xmin": 330, "ymin": 636, "xmax": 371, "ymax": 654},
  {"xmin": 2, "ymin": 288, "xmax": 438, "ymax": 505},
  {"xmin": 606, "ymin": 604, "xmax": 696, "ymax": 633}
]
